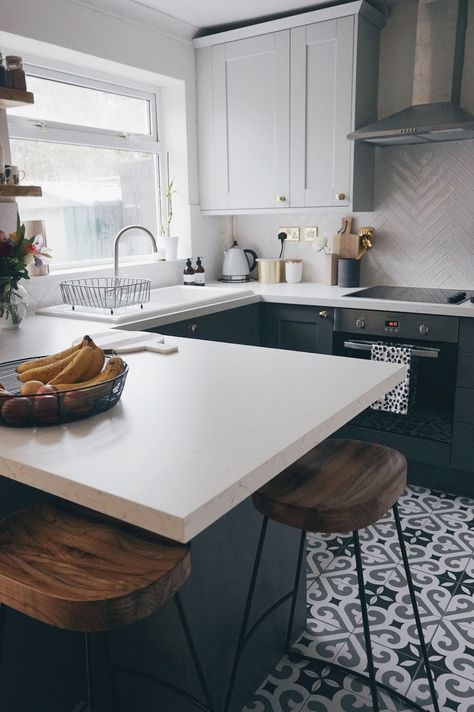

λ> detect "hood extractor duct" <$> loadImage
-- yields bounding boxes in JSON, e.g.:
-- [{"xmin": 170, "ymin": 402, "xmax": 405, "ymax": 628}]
[{"xmin": 349, "ymin": 0, "xmax": 474, "ymax": 145}]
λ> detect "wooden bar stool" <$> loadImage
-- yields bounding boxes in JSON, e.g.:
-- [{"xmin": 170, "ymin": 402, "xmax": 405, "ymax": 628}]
[
  {"xmin": 225, "ymin": 439, "xmax": 440, "ymax": 712},
  {"xmin": 0, "ymin": 502, "xmax": 214, "ymax": 712}
]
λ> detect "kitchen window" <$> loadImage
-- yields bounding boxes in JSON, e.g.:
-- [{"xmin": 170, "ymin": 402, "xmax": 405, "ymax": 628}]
[{"xmin": 8, "ymin": 66, "xmax": 161, "ymax": 267}]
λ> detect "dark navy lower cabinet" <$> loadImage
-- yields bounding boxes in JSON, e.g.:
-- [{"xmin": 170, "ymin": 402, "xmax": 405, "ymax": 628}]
[
  {"xmin": 451, "ymin": 318, "xmax": 474, "ymax": 475},
  {"xmin": 149, "ymin": 303, "xmax": 261, "ymax": 346},
  {"xmin": 262, "ymin": 303, "xmax": 334, "ymax": 354}
]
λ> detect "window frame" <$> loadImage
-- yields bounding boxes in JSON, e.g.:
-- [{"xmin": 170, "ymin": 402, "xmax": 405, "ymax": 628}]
[
  {"xmin": 8, "ymin": 64, "xmax": 162, "ymax": 154},
  {"xmin": 8, "ymin": 63, "xmax": 164, "ymax": 270}
]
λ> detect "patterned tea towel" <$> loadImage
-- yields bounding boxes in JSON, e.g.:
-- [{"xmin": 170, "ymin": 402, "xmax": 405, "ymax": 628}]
[{"xmin": 370, "ymin": 344, "xmax": 414, "ymax": 415}]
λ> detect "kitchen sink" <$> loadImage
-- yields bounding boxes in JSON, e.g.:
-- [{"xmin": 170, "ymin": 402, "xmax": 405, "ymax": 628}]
[{"xmin": 36, "ymin": 285, "xmax": 257, "ymax": 324}]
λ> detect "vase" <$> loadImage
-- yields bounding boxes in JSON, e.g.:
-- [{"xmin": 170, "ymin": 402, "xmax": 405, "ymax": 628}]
[
  {"xmin": 163, "ymin": 236, "xmax": 179, "ymax": 261},
  {"xmin": 0, "ymin": 282, "xmax": 28, "ymax": 330}
]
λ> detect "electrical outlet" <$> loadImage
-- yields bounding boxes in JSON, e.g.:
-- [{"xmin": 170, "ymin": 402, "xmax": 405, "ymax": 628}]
[
  {"xmin": 304, "ymin": 226, "xmax": 319, "ymax": 241},
  {"xmin": 278, "ymin": 227, "xmax": 300, "ymax": 242}
]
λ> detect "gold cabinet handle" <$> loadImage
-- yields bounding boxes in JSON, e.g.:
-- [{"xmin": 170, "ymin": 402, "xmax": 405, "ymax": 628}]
[
  {"xmin": 277, "ymin": 195, "xmax": 286, "ymax": 203},
  {"xmin": 319, "ymin": 310, "xmax": 329, "ymax": 319},
  {"xmin": 188, "ymin": 323, "xmax": 198, "ymax": 334},
  {"xmin": 336, "ymin": 192, "xmax": 346, "ymax": 201}
]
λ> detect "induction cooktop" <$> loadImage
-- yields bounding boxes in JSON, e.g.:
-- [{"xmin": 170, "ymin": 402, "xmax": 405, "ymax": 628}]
[{"xmin": 344, "ymin": 286, "xmax": 474, "ymax": 304}]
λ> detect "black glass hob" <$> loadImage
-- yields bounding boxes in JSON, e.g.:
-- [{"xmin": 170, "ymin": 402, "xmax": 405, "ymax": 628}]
[{"xmin": 344, "ymin": 286, "xmax": 474, "ymax": 304}]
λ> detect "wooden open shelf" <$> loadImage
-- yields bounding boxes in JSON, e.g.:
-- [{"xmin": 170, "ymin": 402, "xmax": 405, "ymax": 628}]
[
  {"xmin": 0, "ymin": 87, "xmax": 34, "ymax": 110},
  {"xmin": 0, "ymin": 185, "xmax": 42, "ymax": 197}
]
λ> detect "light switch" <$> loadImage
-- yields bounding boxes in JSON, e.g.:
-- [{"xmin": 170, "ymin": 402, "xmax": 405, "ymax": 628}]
[{"xmin": 304, "ymin": 227, "xmax": 319, "ymax": 241}]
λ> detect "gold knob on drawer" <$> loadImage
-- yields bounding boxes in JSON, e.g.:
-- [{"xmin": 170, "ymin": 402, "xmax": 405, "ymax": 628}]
[
  {"xmin": 277, "ymin": 195, "xmax": 286, "ymax": 203},
  {"xmin": 319, "ymin": 310, "xmax": 329, "ymax": 319},
  {"xmin": 189, "ymin": 323, "xmax": 198, "ymax": 333},
  {"xmin": 336, "ymin": 192, "xmax": 346, "ymax": 201}
]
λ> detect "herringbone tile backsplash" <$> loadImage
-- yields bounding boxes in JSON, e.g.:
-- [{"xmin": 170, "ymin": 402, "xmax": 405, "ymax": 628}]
[{"xmin": 234, "ymin": 142, "xmax": 474, "ymax": 288}]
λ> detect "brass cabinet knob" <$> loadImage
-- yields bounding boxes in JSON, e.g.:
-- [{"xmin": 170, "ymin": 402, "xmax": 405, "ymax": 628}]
[
  {"xmin": 277, "ymin": 195, "xmax": 286, "ymax": 203},
  {"xmin": 319, "ymin": 310, "xmax": 329, "ymax": 319},
  {"xmin": 189, "ymin": 323, "xmax": 198, "ymax": 334},
  {"xmin": 336, "ymin": 192, "xmax": 346, "ymax": 201}
]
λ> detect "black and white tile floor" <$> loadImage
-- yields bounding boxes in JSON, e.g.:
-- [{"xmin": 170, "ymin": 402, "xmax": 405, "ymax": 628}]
[{"xmin": 243, "ymin": 486, "xmax": 474, "ymax": 712}]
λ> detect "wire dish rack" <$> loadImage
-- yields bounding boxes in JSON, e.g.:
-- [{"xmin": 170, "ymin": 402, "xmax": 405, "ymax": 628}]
[{"xmin": 60, "ymin": 277, "xmax": 151, "ymax": 313}]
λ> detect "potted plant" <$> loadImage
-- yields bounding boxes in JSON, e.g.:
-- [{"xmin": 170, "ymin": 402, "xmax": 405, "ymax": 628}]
[
  {"xmin": 160, "ymin": 153, "xmax": 178, "ymax": 260},
  {"xmin": 0, "ymin": 214, "xmax": 51, "ymax": 329}
]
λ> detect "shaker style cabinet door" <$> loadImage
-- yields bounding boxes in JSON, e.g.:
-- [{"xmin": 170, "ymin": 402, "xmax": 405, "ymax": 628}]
[
  {"xmin": 199, "ymin": 32, "xmax": 290, "ymax": 210},
  {"xmin": 290, "ymin": 17, "xmax": 354, "ymax": 208}
]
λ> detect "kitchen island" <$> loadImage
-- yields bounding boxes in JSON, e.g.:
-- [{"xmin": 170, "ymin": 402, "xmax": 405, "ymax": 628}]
[{"xmin": 0, "ymin": 315, "xmax": 405, "ymax": 711}]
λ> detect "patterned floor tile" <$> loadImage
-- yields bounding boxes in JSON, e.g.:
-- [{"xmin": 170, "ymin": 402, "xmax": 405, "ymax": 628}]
[
  {"xmin": 332, "ymin": 632, "xmax": 420, "ymax": 699},
  {"xmin": 307, "ymin": 578, "xmax": 359, "ymax": 636},
  {"xmin": 459, "ymin": 558, "xmax": 474, "ymax": 583},
  {"xmin": 242, "ymin": 655, "xmax": 311, "ymax": 712},
  {"xmin": 243, "ymin": 487, "xmax": 474, "ymax": 712},
  {"xmin": 404, "ymin": 526, "xmax": 472, "ymax": 576},
  {"xmin": 294, "ymin": 625, "xmax": 350, "ymax": 663},
  {"xmin": 427, "ymin": 588, "xmax": 474, "ymax": 683},
  {"xmin": 406, "ymin": 664, "xmax": 474, "ymax": 712}
]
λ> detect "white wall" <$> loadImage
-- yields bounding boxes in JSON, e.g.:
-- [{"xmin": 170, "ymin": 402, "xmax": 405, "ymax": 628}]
[{"xmin": 0, "ymin": 0, "xmax": 227, "ymax": 305}]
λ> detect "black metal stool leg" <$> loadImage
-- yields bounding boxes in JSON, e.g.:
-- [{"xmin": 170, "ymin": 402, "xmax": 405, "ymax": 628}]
[
  {"xmin": 353, "ymin": 529, "xmax": 380, "ymax": 712},
  {"xmin": 174, "ymin": 593, "xmax": 214, "ymax": 712},
  {"xmin": 0, "ymin": 604, "xmax": 7, "ymax": 679},
  {"xmin": 285, "ymin": 529, "xmax": 306, "ymax": 654},
  {"xmin": 84, "ymin": 632, "xmax": 95, "ymax": 712},
  {"xmin": 224, "ymin": 516, "xmax": 269, "ymax": 712},
  {"xmin": 393, "ymin": 503, "xmax": 440, "ymax": 712}
]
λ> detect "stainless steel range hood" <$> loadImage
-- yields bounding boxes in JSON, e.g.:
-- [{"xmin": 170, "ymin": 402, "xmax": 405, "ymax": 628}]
[{"xmin": 349, "ymin": 0, "xmax": 474, "ymax": 145}]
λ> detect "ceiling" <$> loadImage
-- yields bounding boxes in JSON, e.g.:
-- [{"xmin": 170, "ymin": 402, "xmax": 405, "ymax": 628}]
[
  {"xmin": 72, "ymin": 0, "xmax": 399, "ymax": 37},
  {"xmin": 132, "ymin": 0, "xmax": 351, "ymax": 28}
]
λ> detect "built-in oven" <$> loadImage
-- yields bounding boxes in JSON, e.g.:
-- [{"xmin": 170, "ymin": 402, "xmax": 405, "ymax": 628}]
[{"xmin": 333, "ymin": 309, "xmax": 459, "ymax": 451}]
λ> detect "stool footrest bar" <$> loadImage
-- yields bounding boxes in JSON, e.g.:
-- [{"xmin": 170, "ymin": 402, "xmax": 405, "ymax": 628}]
[
  {"xmin": 243, "ymin": 591, "xmax": 293, "ymax": 649},
  {"xmin": 112, "ymin": 665, "xmax": 213, "ymax": 712}
]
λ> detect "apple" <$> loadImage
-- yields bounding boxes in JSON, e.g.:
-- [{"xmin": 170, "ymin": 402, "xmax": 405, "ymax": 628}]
[
  {"xmin": 33, "ymin": 394, "xmax": 60, "ymax": 425},
  {"xmin": 37, "ymin": 384, "xmax": 58, "ymax": 395},
  {"xmin": 2, "ymin": 397, "xmax": 34, "ymax": 426},
  {"xmin": 20, "ymin": 380, "xmax": 44, "ymax": 396},
  {"xmin": 62, "ymin": 390, "xmax": 95, "ymax": 419}
]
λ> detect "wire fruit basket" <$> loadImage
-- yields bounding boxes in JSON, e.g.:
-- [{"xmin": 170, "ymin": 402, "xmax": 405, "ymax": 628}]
[
  {"xmin": 60, "ymin": 277, "xmax": 151, "ymax": 313},
  {"xmin": 0, "ymin": 357, "xmax": 129, "ymax": 427}
]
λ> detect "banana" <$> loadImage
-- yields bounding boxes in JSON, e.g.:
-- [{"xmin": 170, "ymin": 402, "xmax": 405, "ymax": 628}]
[
  {"xmin": 54, "ymin": 357, "xmax": 125, "ymax": 392},
  {"xmin": 18, "ymin": 349, "xmax": 83, "ymax": 384},
  {"xmin": 81, "ymin": 343, "xmax": 105, "ymax": 381},
  {"xmin": 48, "ymin": 346, "xmax": 96, "ymax": 385},
  {"xmin": 16, "ymin": 337, "xmax": 90, "ymax": 374}
]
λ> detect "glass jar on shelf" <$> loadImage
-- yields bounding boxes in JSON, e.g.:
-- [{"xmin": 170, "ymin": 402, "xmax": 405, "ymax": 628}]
[{"xmin": 5, "ymin": 56, "xmax": 26, "ymax": 91}]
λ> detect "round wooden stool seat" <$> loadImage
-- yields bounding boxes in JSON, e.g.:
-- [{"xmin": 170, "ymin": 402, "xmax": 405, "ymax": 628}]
[
  {"xmin": 0, "ymin": 503, "xmax": 190, "ymax": 632},
  {"xmin": 252, "ymin": 439, "xmax": 407, "ymax": 533}
]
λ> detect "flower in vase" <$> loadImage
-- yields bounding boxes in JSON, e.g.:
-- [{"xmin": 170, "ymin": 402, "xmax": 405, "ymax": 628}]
[{"xmin": 0, "ymin": 215, "xmax": 35, "ymax": 325}]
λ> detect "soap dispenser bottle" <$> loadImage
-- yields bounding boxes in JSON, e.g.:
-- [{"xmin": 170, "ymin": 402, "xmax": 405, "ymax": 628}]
[
  {"xmin": 195, "ymin": 256, "xmax": 205, "ymax": 286},
  {"xmin": 183, "ymin": 258, "xmax": 195, "ymax": 285}
]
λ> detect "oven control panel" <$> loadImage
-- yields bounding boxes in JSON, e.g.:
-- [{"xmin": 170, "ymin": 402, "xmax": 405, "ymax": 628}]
[{"xmin": 334, "ymin": 309, "xmax": 459, "ymax": 342}]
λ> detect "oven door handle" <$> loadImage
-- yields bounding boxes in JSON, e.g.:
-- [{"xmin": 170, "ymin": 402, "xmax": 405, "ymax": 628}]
[{"xmin": 343, "ymin": 340, "xmax": 439, "ymax": 359}]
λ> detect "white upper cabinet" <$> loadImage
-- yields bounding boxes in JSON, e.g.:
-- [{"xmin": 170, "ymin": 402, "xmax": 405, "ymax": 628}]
[
  {"xmin": 210, "ymin": 32, "xmax": 290, "ymax": 210},
  {"xmin": 290, "ymin": 18, "xmax": 353, "ymax": 209},
  {"xmin": 195, "ymin": 1, "xmax": 383, "ymax": 213}
]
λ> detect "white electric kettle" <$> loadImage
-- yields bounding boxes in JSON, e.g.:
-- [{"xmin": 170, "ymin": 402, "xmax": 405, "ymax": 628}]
[{"xmin": 222, "ymin": 241, "xmax": 258, "ymax": 282}]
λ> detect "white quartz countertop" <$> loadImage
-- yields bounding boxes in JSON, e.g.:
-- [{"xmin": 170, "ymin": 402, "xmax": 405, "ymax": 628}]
[
  {"xmin": 211, "ymin": 282, "xmax": 474, "ymax": 317},
  {"xmin": 0, "ymin": 316, "xmax": 405, "ymax": 542}
]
